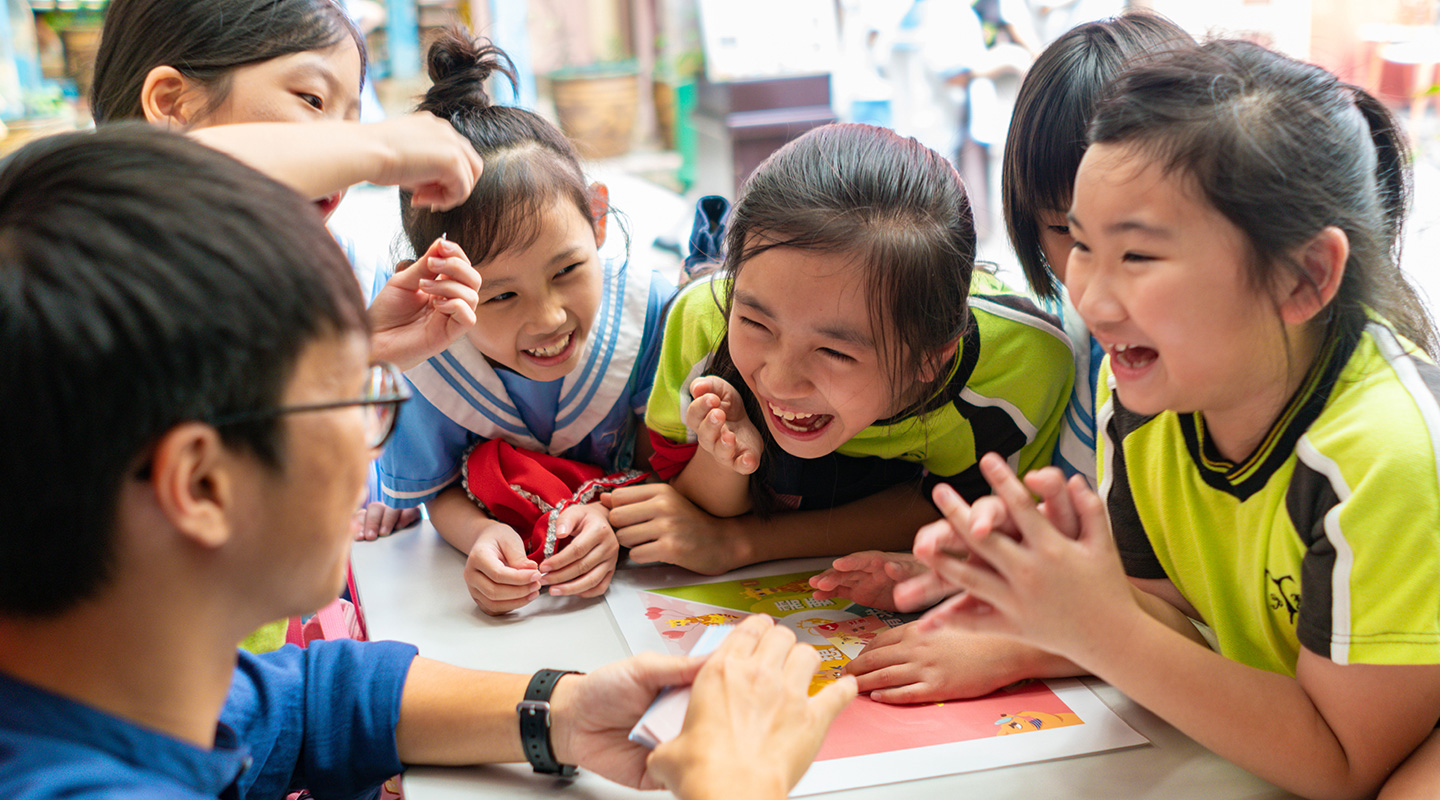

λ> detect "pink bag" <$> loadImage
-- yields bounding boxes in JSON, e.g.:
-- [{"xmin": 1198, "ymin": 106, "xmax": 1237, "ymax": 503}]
[{"xmin": 285, "ymin": 564, "xmax": 402, "ymax": 800}]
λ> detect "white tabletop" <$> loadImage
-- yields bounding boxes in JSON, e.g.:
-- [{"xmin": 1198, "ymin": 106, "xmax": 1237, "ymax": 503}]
[{"xmin": 349, "ymin": 522, "xmax": 1300, "ymax": 800}]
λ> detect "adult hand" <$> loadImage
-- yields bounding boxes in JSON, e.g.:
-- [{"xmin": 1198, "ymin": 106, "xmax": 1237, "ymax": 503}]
[
  {"xmin": 685, "ymin": 376, "xmax": 763, "ymax": 475},
  {"xmin": 648, "ymin": 615, "xmax": 857, "ymax": 800},
  {"xmin": 605, "ymin": 483, "xmax": 745, "ymax": 575},
  {"xmin": 369, "ymin": 236, "xmax": 481, "ymax": 370}
]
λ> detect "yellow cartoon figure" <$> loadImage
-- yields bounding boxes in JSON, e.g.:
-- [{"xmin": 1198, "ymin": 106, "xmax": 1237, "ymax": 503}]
[
  {"xmin": 739, "ymin": 578, "xmax": 815, "ymax": 602},
  {"xmin": 666, "ymin": 612, "xmax": 741, "ymax": 628},
  {"xmin": 994, "ymin": 711, "xmax": 1083, "ymax": 735}
]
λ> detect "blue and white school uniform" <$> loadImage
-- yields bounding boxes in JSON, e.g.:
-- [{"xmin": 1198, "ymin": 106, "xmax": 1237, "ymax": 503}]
[
  {"xmin": 376, "ymin": 254, "xmax": 675, "ymax": 509},
  {"xmin": 1035, "ymin": 288, "xmax": 1102, "ymax": 483}
]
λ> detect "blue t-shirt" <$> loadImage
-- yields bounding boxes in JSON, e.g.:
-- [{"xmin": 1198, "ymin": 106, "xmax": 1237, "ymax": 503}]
[
  {"xmin": 0, "ymin": 640, "xmax": 418, "ymax": 799},
  {"xmin": 375, "ymin": 258, "xmax": 675, "ymax": 508}
]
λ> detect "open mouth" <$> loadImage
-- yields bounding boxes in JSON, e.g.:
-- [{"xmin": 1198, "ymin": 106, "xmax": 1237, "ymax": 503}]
[
  {"xmin": 314, "ymin": 192, "xmax": 343, "ymax": 218},
  {"xmin": 765, "ymin": 401, "xmax": 834, "ymax": 438},
  {"xmin": 522, "ymin": 331, "xmax": 576, "ymax": 366},
  {"xmin": 1111, "ymin": 343, "xmax": 1158, "ymax": 371}
]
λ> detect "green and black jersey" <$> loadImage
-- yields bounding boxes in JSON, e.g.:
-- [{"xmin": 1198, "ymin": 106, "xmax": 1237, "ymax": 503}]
[
  {"xmin": 646, "ymin": 272, "xmax": 1074, "ymax": 508},
  {"xmin": 1098, "ymin": 316, "xmax": 1440, "ymax": 674}
]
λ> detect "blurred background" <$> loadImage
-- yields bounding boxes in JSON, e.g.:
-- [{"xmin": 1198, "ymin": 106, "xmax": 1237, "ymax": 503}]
[{"xmin": 6, "ymin": 0, "xmax": 1438, "ymax": 300}]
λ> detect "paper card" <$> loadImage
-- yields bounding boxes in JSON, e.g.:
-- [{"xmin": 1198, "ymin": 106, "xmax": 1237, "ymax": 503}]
[
  {"xmin": 606, "ymin": 559, "xmax": 1149, "ymax": 795},
  {"xmin": 628, "ymin": 623, "xmax": 734, "ymax": 748}
]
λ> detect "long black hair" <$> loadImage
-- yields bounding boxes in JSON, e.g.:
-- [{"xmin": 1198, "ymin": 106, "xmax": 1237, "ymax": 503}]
[
  {"xmin": 91, "ymin": 0, "xmax": 366, "ymax": 123},
  {"xmin": 1001, "ymin": 11, "xmax": 1192, "ymax": 298}
]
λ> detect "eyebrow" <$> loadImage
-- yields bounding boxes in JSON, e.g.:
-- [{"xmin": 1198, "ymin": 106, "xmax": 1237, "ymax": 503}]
[
  {"xmin": 548, "ymin": 246, "xmax": 584, "ymax": 267},
  {"xmin": 733, "ymin": 290, "xmax": 874, "ymax": 349},
  {"xmin": 1066, "ymin": 211, "xmax": 1173, "ymax": 239}
]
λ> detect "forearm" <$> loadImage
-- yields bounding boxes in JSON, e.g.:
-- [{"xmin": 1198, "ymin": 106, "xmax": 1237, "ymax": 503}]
[
  {"xmin": 1078, "ymin": 612, "xmax": 1395, "ymax": 800},
  {"xmin": 428, "ymin": 484, "xmax": 507, "ymax": 554},
  {"xmin": 189, "ymin": 122, "xmax": 387, "ymax": 200},
  {"xmin": 395, "ymin": 658, "xmax": 529, "ymax": 765},
  {"xmin": 733, "ymin": 483, "xmax": 939, "ymax": 565},
  {"xmin": 671, "ymin": 453, "xmax": 751, "ymax": 518}
]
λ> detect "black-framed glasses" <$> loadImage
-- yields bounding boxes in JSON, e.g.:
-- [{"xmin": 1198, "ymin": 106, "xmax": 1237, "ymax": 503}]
[{"xmin": 210, "ymin": 361, "xmax": 411, "ymax": 450}]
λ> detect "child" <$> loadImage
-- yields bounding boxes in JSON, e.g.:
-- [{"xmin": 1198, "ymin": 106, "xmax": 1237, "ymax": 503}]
[
  {"xmin": 92, "ymin": 0, "xmax": 485, "ymax": 375},
  {"xmin": 811, "ymin": 12, "xmax": 1195, "ymax": 705},
  {"xmin": 372, "ymin": 29, "xmax": 676, "ymax": 614},
  {"xmin": 908, "ymin": 40, "xmax": 1440, "ymax": 800},
  {"xmin": 610, "ymin": 123, "xmax": 1073, "ymax": 573}
]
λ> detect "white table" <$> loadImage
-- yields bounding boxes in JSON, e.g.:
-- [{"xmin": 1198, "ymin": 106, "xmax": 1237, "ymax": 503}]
[{"xmin": 350, "ymin": 522, "xmax": 1300, "ymax": 800}]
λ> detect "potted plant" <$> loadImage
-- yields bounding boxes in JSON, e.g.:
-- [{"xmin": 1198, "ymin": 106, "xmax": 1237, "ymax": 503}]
[{"xmin": 535, "ymin": 0, "xmax": 639, "ymax": 159}]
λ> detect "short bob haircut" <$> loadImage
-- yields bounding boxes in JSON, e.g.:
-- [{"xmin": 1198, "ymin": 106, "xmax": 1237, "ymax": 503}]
[
  {"xmin": 0, "ymin": 124, "xmax": 367, "ymax": 617},
  {"xmin": 1001, "ymin": 11, "xmax": 1191, "ymax": 298}
]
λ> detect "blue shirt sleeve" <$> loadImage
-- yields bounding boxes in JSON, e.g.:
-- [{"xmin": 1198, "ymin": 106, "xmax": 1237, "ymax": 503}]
[
  {"xmin": 222, "ymin": 640, "xmax": 419, "ymax": 800},
  {"xmin": 376, "ymin": 377, "xmax": 478, "ymax": 508}
]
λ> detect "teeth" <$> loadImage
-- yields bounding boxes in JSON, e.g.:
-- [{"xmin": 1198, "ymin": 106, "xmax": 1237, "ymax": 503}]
[
  {"xmin": 526, "ymin": 333, "xmax": 570, "ymax": 358},
  {"xmin": 767, "ymin": 402, "xmax": 816, "ymax": 422}
]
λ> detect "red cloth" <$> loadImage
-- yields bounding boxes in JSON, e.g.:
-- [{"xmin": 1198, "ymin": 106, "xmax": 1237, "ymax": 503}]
[
  {"xmin": 463, "ymin": 440, "xmax": 647, "ymax": 564},
  {"xmin": 647, "ymin": 428, "xmax": 699, "ymax": 481}
]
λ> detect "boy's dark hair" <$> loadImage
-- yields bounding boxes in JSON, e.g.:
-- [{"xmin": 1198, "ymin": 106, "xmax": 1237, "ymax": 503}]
[
  {"xmin": 0, "ymin": 124, "xmax": 368, "ymax": 617},
  {"xmin": 1090, "ymin": 39, "xmax": 1435, "ymax": 356},
  {"xmin": 1002, "ymin": 10, "xmax": 1191, "ymax": 298},
  {"xmin": 403, "ymin": 26, "xmax": 597, "ymax": 265},
  {"xmin": 91, "ymin": 0, "xmax": 367, "ymax": 124},
  {"xmin": 708, "ymin": 123, "xmax": 975, "ymax": 514}
]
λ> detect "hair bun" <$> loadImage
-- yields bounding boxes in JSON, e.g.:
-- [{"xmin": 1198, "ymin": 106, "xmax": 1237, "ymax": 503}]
[{"xmin": 420, "ymin": 26, "xmax": 518, "ymax": 117}]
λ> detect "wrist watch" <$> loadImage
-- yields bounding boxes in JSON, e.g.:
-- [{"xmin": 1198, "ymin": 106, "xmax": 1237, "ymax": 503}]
[{"xmin": 517, "ymin": 669, "xmax": 582, "ymax": 776}]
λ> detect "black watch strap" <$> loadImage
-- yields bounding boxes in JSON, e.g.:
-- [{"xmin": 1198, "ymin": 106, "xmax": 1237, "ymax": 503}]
[{"xmin": 517, "ymin": 669, "xmax": 581, "ymax": 776}]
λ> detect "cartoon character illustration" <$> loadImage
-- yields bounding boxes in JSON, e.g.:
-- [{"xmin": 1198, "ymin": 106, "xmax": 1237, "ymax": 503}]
[
  {"xmin": 666, "ymin": 612, "xmax": 742, "ymax": 628},
  {"xmin": 797, "ymin": 615, "xmax": 890, "ymax": 648},
  {"xmin": 994, "ymin": 711, "xmax": 1083, "ymax": 735},
  {"xmin": 739, "ymin": 578, "xmax": 815, "ymax": 601},
  {"xmin": 808, "ymin": 645, "xmax": 850, "ymax": 696}
]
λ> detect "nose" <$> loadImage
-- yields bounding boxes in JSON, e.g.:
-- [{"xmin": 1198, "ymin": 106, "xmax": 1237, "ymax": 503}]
[
  {"xmin": 755, "ymin": 347, "xmax": 813, "ymax": 401},
  {"xmin": 528, "ymin": 290, "xmax": 568, "ymax": 334},
  {"xmin": 1070, "ymin": 261, "xmax": 1124, "ymax": 331}
]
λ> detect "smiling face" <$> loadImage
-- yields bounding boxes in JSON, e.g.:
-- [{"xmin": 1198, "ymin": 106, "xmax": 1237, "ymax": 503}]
[
  {"xmin": 188, "ymin": 40, "xmax": 363, "ymax": 218},
  {"xmin": 727, "ymin": 245, "xmax": 904, "ymax": 459},
  {"xmin": 465, "ymin": 197, "xmax": 604, "ymax": 381},
  {"xmin": 1065, "ymin": 143, "xmax": 1296, "ymax": 457}
]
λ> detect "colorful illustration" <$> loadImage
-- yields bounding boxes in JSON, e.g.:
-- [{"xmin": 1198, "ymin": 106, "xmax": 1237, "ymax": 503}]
[
  {"xmin": 607, "ymin": 559, "xmax": 1149, "ymax": 796},
  {"xmin": 995, "ymin": 711, "xmax": 1085, "ymax": 736}
]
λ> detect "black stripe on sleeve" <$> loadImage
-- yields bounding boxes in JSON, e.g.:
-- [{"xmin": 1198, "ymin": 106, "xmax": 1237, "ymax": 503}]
[
  {"xmin": 1288, "ymin": 456, "xmax": 1341, "ymax": 658},
  {"xmin": 1106, "ymin": 400, "xmax": 1167, "ymax": 580}
]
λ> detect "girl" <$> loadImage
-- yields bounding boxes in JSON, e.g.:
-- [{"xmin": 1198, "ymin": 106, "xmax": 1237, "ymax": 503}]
[
  {"xmin": 909, "ymin": 41, "xmax": 1440, "ymax": 800},
  {"xmin": 373, "ymin": 30, "xmax": 676, "ymax": 615},
  {"xmin": 811, "ymin": 12, "xmax": 1195, "ymax": 705},
  {"xmin": 609, "ymin": 123, "xmax": 1073, "ymax": 573}
]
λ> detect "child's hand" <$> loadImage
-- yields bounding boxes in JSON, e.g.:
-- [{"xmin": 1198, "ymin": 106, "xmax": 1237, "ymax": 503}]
[
  {"xmin": 685, "ymin": 376, "xmax": 762, "ymax": 475},
  {"xmin": 604, "ymin": 484, "xmax": 744, "ymax": 575},
  {"xmin": 464, "ymin": 522, "xmax": 542, "ymax": 615},
  {"xmin": 809, "ymin": 551, "xmax": 953, "ymax": 612},
  {"xmin": 915, "ymin": 453, "xmax": 1139, "ymax": 661},
  {"xmin": 844, "ymin": 623, "xmax": 1035, "ymax": 704},
  {"xmin": 538, "ymin": 502, "xmax": 619, "ymax": 598},
  {"xmin": 354, "ymin": 501, "xmax": 422, "ymax": 541},
  {"xmin": 369, "ymin": 236, "xmax": 481, "ymax": 371},
  {"xmin": 368, "ymin": 112, "xmax": 485, "ymax": 211}
]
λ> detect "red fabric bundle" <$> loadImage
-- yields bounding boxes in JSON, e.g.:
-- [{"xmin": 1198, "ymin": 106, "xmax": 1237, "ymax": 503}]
[{"xmin": 462, "ymin": 439, "xmax": 648, "ymax": 564}]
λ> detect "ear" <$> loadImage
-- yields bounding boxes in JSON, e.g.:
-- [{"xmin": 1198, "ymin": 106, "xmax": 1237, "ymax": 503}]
[
  {"xmin": 140, "ymin": 66, "xmax": 205, "ymax": 128},
  {"xmin": 147, "ymin": 422, "xmax": 236, "ymax": 550},
  {"xmin": 588, "ymin": 182, "xmax": 609, "ymax": 249},
  {"xmin": 918, "ymin": 337, "xmax": 962, "ymax": 385},
  {"xmin": 1279, "ymin": 226, "xmax": 1348, "ymax": 326}
]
